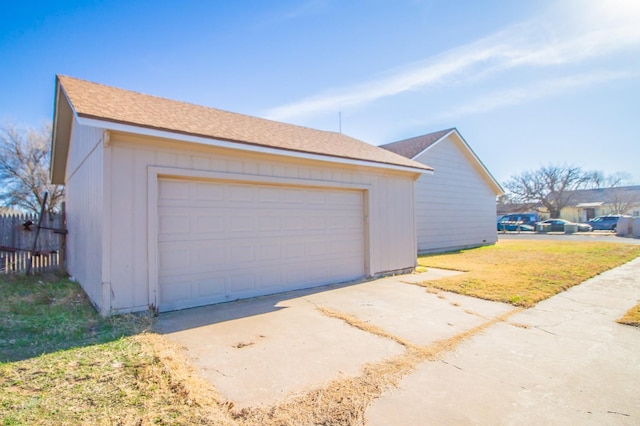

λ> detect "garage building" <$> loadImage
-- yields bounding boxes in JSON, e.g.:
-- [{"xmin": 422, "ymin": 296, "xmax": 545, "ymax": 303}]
[{"xmin": 51, "ymin": 75, "xmax": 432, "ymax": 314}]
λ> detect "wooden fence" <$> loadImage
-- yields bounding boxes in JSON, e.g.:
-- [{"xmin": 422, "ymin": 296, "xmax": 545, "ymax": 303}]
[{"xmin": 0, "ymin": 213, "xmax": 64, "ymax": 274}]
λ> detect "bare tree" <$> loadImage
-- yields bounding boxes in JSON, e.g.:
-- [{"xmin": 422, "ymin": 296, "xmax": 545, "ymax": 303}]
[
  {"xmin": 504, "ymin": 164, "xmax": 592, "ymax": 218},
  {"xmin": 606, "ymin": 186, "xmax": 640, "ymax": 215},
  {"xmin": 586, "ymin": 170, "xmax": 632, "ymax": 189},
  {"xmin": 584, "ymin": 171, "xmax": 640, "ymax": 214},
  {"xmin": 0, "ymin": 122, "xmax": 64, "ymax": 214}
]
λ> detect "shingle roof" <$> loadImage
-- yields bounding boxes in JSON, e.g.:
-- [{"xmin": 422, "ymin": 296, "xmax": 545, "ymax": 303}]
[
  {"xmin": 564, "ymin": 185, "xmax": 640, "ymax": 206},
  {"xmin": 55, "ymin": 75, "xmax": 431, "ymax": 172},
  {"xmin": 378, "ymin": 128, "xmax": 455, "ymax": 159},
  {"xmin": 379, "ymin": 127, "xmax": 504, "ymax": 196}
]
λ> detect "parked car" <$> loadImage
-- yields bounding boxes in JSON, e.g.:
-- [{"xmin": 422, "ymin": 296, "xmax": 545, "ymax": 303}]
[
  {"xmin": 540, "ymin": 219, "xmax": 592, "ymax": 232},
  {"xmin": 587, "ymin": 215, "xmax": 622, "ymax": 231},
  {"xmin": 498, "ymin": 214, "xmax": 539, "ymax": 231},
  {"xmin": 497, "ymin": 213, "xmax": 540, "ymax": 231},
  {"xmin": 498, "ymin": 222, "xmax": 535, "ymax": 232}
]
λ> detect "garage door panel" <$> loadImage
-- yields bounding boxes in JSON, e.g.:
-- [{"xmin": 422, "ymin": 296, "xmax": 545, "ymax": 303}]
[
  {"xmin": 256, "ymin": 186, "xmax": 281, "ymax": 202},
  {"xmin": 196, "ymin": 214, "xmax": 225, "ymax": 233},
  {"xmin": 157, "ymin": 178, "xmax": 365, "ymax": 311},
  {"xmin": 159, "ymin": 180, "xmax": 190, "ymax": 201},
  {"xmin": 228, "ymin": 273, "xmax": 255, "ymax": 292},
  {"xmin": 194, "ymin": 182, "xmax": 225, "ymax": 201},
  {"xmin": 159, "ymin": 248, "xmax": 191, "ymax": 270},
  {"xmin": 257, "ymin": 244, "xmax": 281, "ymax": 261},
  {"xmin": 160, "ymin": 279, "xmax": 192, "ymax": 305},
  {"xmin": 257, "ymin": 267, "xmax": 284, "ymax": 288},
  {"xmin": 196, "ymin": 277, "xmax": 225, "ymax": 298},
  {"xmin": 230, "ymin": 215, "xmax": 254, "ymax": 232},
  {"xmin": 229, "ymin": 185, "xmax": 254, "ymax": 202},
  {"xmin": 257, "ymin": 215, "xmax": 281, "ymax": 231},
  {"xmin": 159, "ymin": 214, "xmax": 190, "ymax": 235},
  {"xmin": 284, "ymin": 215, "xmax": 305, "ymax": 230},
  {"xmin": 196, "ymin": 245, "xmax": 225, "ymax": 266}
]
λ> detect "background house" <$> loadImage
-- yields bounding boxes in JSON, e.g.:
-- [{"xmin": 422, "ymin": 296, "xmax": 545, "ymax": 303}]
[
  {"xmin": 51, "ymin": 75, "xmax": 431, "ymax": 314},
  {"xmin": 381, "ymin": 128, "xmax": 503, "ymax": 254},
  {"xmin": 559, "ymin": 186, "xmax": 640, "ymax": 222}
]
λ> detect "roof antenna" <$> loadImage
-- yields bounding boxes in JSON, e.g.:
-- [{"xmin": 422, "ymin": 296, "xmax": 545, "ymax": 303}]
[{"xmin": 338, "ymin": 110, "xmax": 342, "ymax": 134}]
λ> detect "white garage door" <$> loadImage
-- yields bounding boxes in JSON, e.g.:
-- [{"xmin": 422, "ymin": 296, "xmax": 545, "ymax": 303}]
[{"xmin": 157, "ymin": 178, "xmax": 365, "ymax": 311}]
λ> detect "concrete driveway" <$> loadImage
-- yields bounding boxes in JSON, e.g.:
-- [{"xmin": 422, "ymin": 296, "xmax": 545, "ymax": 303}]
[{"xmin": 154, "ymin": 257, "xmax": 640, "ymax": 424}]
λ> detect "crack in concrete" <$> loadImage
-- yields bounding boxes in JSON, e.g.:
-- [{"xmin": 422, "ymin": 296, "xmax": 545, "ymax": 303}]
[
  {"xmin": 440, "ymin": 360, "xmax": 463, "ymax": 370},
  {"xmin": 555, "ymin": 294, "xmax": 625, "ymax": 311},
  {"xmin": 607, "ymin": 410, "xmax": 631, "ymax": 417},
  {"xmin": 533, "ymin": 326, "xmax": 559, "ymax": 335}
]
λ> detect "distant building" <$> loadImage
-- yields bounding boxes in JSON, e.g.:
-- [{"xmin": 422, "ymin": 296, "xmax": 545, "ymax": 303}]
[
  {"xmin": 498, "ymin": 185, "xmax": 640, "ymax": 223},
  {"xmin": 559, "ymin": 185, "xmax": 640, "ymax": 222}
]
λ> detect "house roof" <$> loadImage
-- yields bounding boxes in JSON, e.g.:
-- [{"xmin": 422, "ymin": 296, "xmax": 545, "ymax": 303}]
[
  {"xmin": 379, "ymin": 128, "xmax": 504, "ymax": 196},
  {"xmin": 379, "ymin": 128, "xmax": 454, "ymax": 159},
  {"xmin": 564, "ymin": 185, "xmax": 640, "ymax": 206},
  {"xmin": 51, "ymin": 75, "xmax": 432, "ymax": 183}
]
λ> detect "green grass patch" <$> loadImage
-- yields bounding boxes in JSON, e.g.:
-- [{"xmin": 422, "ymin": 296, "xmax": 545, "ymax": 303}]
[
  {"xmin": 0, "ymin": 273, "xmax": 152, "ymax": 363},
  {"xmin": 0, "ymin": 274, "xmax": 234, "ymax": 424},
  {"xmin": 417, "ymin": 240, "xmax": 640, "ymax": 307}
]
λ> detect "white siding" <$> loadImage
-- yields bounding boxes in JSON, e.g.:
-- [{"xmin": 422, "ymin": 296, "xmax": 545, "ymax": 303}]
[
  {"xmin": 104, "ymin": 133, "xmax": 418, "ymax": 313},
  {"xmin": 64, "ymin": 121, "xmax": 105, "ymax": 310},
  {"xmin": 368, "ymin": 173, "xmax": 417, "ymax": 273},
  {"xmin": 415, "ymin": 135, "xmax": 497, "ymax": 253}
]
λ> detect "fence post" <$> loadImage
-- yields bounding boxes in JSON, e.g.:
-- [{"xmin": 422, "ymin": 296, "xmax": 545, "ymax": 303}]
[{"xmin": 59, "ymin": 202, "xmax": 67, "ymax": 274}]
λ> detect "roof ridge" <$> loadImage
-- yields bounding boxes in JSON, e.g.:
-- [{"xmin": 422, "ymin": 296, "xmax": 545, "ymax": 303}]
[
  {"xmin": 56, "ymin": 74, "xmax": 352, "ymax": 140},
  {"xmin": 55, "ymin": 75, "xmax": 433, "ymax": 172}
]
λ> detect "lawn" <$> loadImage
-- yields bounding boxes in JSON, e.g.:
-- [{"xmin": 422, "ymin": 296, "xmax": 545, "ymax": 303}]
[
  {"xmin": 0, "ymin": 274, "xmax": 152, "ymax": 363},
  {"xmin": 0, "ymin": 274, "xmax": 236, "ymax": 425},
  {"xmin": 417, "ymin": 240, "xmax": 640, "ymax": 308},
  {"xmin": 1, "ymin": 241, "xmax": 639, "ymax": 424}
]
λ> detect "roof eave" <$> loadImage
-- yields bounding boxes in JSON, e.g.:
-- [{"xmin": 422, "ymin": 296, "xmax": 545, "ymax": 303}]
[
  {"xmin": 50, "ymin": 76, "xmax": 73, "ymax": 185},
  {"xmin": 76, "ymin": 115, "xmax": 433, "ymax": 175}
]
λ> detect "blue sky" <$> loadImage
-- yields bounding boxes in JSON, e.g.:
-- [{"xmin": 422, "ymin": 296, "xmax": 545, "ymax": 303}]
[{"xmin": 1, "ymin": 0, "xmax": 639, "ymax": 185}]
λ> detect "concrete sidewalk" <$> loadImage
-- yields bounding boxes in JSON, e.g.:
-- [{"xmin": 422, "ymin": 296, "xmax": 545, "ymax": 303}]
[{"xmin": 366, "ymin": 257, "xmax": 640, "ymax": 425}]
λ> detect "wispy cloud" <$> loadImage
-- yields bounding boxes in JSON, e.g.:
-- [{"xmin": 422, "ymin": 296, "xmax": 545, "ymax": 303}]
[
  {"xmin": 263, "ymin": 0, "xmax": 640, "ymax": 122},
  {"xmin": 264, "ymin": 42, "xmax": 511, "ymax": 120},
  {"xmin": 430, "ymin": 70, "xmax": 637, "ymax": 122}
]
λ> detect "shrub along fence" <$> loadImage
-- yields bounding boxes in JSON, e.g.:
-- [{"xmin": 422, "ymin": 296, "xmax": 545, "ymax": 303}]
[{"xmin": 0, "ymin": 213, "xmax": 64, "ymax": 274}]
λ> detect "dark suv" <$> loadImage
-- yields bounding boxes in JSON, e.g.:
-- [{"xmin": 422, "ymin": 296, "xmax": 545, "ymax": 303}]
[
  {"xmin": 497, "ymin": 213, "xmax": 541, "ymax": 231},
  {"xmin": 587, "ymin": 215, "xmax": 622, "ymax": 231}
]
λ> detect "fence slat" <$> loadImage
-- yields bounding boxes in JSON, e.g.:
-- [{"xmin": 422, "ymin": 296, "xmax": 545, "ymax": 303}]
[{"xmin": 0, "ymin": 213, "xmax": 63, "ymax": 273}]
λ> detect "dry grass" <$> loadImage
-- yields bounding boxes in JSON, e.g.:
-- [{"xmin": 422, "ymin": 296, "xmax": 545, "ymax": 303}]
[
  {"xmin": 417, "ymin": 240, "xmax": 640, "ymax": 307},
  {"xmin": 0, "ymin": 334, "xmax": 236, "ymax": 425},
  {"xmin": 617, "ymin": 303, "xmax": 640, "ymax": 327}
]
